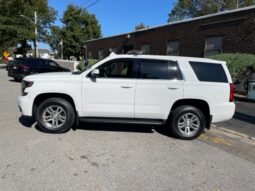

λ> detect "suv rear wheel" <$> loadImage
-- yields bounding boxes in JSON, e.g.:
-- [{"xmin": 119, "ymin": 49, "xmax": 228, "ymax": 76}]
[
  {"xmin": 170, "ymin": 105, "xmax": 206, "ymax": 140},
  {"xmin": 35, "ymin": 98, "xmax": 75, "ymax": 133}
]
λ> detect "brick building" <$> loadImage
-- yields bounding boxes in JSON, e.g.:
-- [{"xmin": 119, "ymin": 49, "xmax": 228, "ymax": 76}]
[{"xmin": 85, "ymin": 6, "xmax": 255, "ymax": 60}]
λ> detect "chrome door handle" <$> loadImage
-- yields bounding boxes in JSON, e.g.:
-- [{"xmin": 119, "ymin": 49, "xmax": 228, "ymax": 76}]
[
  {"xmin": 121, "ymin": 86, "xmax": 133, "ymax": 89},
  {"xmin": 167, "ymin": 87, "xmax": 179, "ymax": 90}
]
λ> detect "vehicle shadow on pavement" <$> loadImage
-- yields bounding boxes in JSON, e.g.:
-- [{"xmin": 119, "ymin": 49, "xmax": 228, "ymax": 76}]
[
  {"xmin": 77, "ymin": 123, "xmax": 175, "ymax": 138},
  {"xmin": 234, "ymin": 112, "xmax": 255, "ymax": 125},
  {"xmin": 77, "ymin": 122, "xmax": 154, "ymax": 133},
  {"xmin": 9, "ymin": 79, "xmax": 21, "ymax": 83},
  {"xmin": 19, "ymin": 115, "xmax": 175, "ymax": 138}
]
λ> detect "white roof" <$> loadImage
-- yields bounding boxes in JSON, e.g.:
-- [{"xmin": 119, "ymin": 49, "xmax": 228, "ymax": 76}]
[
  {"xmin": 85, "ymin": 5, "xmax": 255, "ymax": 43},
  {"xmin": 107, "ymin": 53, "xmax": 225, "ymax": 64}
]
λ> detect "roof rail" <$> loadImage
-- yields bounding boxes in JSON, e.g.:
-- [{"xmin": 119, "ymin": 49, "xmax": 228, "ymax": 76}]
[{"xmin": 126, "ymin": 50, "xmax": 144, "ymax": 55}]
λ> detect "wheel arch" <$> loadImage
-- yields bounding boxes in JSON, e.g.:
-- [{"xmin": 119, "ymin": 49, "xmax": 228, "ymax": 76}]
[
  {"xmin": 32, "ymin": 93, "xmax": 76, "ymax": 117},
  {"xmin": 170, "ymin": 99, "xmax": 211, "ymax": 129}
]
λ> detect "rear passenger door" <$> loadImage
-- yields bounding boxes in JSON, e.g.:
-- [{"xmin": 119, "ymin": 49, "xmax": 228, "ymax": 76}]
[
  {"xmin": 34, "ymin": 59, "xmax": 48, "ymax": 73},
  {"xmin": 135, "ymin": 59, "xmax": 184, "ymax": 120}
]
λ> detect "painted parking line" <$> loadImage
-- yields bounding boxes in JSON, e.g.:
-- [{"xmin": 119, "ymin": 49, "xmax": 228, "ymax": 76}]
[{"xmin": 198, "ymin": 133, "xmax": 232, "ymax": 147}]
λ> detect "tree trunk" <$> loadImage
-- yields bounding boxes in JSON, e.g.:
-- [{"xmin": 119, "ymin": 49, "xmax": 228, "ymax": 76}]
[{"xmin": 21, "ymin": 39, "xmax": 27, "ymax": 57}]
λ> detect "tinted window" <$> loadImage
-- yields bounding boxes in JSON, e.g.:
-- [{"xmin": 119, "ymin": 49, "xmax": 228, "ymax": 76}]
[
  {"xmin": 13, "ymin": 59, "xmax": 29, "ymax": 65},
  {"xmin": 140, "ymin": 60, "xmax": 168, "ymax": 79},
  {"xmin": 139, "ymin": 59, "xmax": 183, "ymax": 80},
  {"xmin": 98, "ymin": 59, "xmax": 136, "ymax": 78},
  {"xmin": 169, "ymin": 61, "xmax": 183, "ymax": 80},
  {"xmin": 190, "ymin": 61, "xmax": 228, "ymax": 83},
  {"xmin": 47, "ymin": 60, "xmax": 59, "ymax": 67},
  {"xmin": 29, "ymin": 59, "xmax": 45, "ymax": 66}
]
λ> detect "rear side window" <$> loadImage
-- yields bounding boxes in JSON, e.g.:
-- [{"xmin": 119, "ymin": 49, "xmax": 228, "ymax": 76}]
[
  {"xmin": 190, "ymin": 61, "xmax": 228, "ymax": 83},
  {"xmin": 139, "ymin": 59, "xmax": 183, "ymax": 80},
  {"xmin": 14, "ymin": 59, "xmax": 29, "ymax": 65}
]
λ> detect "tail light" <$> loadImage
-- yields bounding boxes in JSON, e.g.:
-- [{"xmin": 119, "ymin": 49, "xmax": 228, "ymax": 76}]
[
  {"xmin": 20, "ymin": 64, "xmax": 29, "ymax": 71},
  {"xmin": 229, "ymin": 83, "xmax": 235, "ymax": 102}
]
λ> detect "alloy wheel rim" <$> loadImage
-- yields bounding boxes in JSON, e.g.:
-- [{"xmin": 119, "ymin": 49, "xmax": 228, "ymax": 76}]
[
  {"xmin": 177, "ymin": 113, "xmax": 200, "ymax": 137},
  {"xmin": 42, "ymin": 105, "xmax": 67, "ymax": 129}
]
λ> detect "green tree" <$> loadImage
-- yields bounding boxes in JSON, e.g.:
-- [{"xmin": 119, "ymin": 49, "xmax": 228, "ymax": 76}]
[
  {"xmin": 168, "ymin": 0, "xmax": 255, "ymax": 22},
  {"xmin": 0, "ymin": 0, "xmax": 56, "ymax": 55},
  {"xmin": 135, "ymin": 22, "xmax": 146, "ymax": 30},
  {"xmin": 54, "ymin": 5, "xmax": 101, "ymax": 60},
  {"xmin": 47, "ymin": 26, "xmax": 62, "ymax": 57}
]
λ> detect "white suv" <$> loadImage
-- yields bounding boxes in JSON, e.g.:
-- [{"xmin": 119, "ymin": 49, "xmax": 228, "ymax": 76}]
[{"xmin": 18, "ymin": 54, "xmax": 235, "ymax": 139}]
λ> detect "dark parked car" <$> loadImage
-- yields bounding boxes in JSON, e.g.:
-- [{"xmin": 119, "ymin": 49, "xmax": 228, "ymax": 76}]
[{"xmin": 7, "ymin": 58, "xmax": 70, "ymax": 81}]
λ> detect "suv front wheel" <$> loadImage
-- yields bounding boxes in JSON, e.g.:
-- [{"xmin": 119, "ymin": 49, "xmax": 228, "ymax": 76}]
[
  {"xmin": 170, "ymin": 105, "xmax": 206, "ymax": 140},
  {"xmin": 35, "ymin": 98, "xmax": 75, "ymax": 133}
]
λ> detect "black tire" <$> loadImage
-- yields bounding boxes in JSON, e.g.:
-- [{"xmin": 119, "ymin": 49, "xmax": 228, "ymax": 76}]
[
  {"xmin": 14, "ymin": 77, "xmax": 21, "ymax": 82},
  {"xmin": 169, "ymin": 105, "xmax": 206, "ymax": 140},
  {"xmin": 35, "ymin": 98, "xmax": 75, "ymax": 133}
]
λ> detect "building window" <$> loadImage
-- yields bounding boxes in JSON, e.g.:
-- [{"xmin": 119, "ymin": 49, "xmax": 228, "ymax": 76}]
[
  {"xmin": 141, "ymin": 44, "xmax": 150, "ymax": 55},
  {"xmin": 110, "ymin": 47, "xmax": 118, "ymax": 54},
  {"xmin": 89, "ymin": 51, "xmax": 93, "ymax": 59},
  {"xmin": 99, "ymin": 49, "xmax": 104, "ymax": 60},
  {"xmin": 204, "ymin": 36, "xmax": 223, "ymax": 57},
  {"xmin": 167, "ymin": 40, "xmax": 180, "ymax": 56}
]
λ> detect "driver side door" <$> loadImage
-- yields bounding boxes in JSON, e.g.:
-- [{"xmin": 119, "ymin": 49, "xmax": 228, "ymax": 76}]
[{"xmin": 82, "ymin": 58, "xmax": 138, "ymax": 118}]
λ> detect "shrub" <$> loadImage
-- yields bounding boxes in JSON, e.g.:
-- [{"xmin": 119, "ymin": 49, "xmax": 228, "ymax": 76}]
[
  {"xmin": 209, "ymin": 53, "xmax": 255, "ymax": 82},
  {"xmin": 76, "ymin": 59, "xmax": 99, "ymax": 71}
]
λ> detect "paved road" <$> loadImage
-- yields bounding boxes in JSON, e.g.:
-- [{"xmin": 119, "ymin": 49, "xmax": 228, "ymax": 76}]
[
  {"xmin": 1, "ymin": 69, "xmax": 255, "ymax": 191},
  {"xmin": 216, "ymin": 101, "xmax": 255, "ymax": 138}
]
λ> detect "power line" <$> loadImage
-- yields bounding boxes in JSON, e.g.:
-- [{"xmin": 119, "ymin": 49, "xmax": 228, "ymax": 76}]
[
  {"xmin": 84, "ymin": 0, "xmax": 100, "ymax": 9},
  {"xmin": 78, "ymin": 0, "xmax": 94, "ymax": 7},
  {"xmin": 91, "ymin": 0, "xmax": 123, "ymax": 12},
  {"xmin": 55, "ymin": 0, "xmax": 101, "ymax": 20}
]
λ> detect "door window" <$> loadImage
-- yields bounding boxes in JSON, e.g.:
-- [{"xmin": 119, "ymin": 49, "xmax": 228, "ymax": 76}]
[
  {"xmin": 97, "ymin": 59, "xmax": 136, "ymax": 78},
  {"xmin": 139, "ymin": 59, "xmax": 183, "ymax": 80}
]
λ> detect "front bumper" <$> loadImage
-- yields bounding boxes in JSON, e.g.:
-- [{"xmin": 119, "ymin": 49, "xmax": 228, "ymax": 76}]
[{"xmin": 18, "ymin": 95, "xmax": 33, "ymax": 116}]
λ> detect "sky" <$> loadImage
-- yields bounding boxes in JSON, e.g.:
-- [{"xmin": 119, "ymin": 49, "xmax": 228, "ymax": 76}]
[{"xmin": 41, "ymin": 0, "xmax": 175, "ymax": 49}]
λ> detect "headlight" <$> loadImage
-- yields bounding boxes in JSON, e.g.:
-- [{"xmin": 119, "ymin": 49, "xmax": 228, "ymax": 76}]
[{"xmin": 21, "ymin": 80, "xmax": 34, "ymax": 96}]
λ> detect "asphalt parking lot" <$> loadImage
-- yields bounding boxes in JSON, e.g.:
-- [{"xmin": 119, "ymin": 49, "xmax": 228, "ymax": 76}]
[{"xmin": 0, "ymin": 68, "xmax": 255, "ymax": 191}]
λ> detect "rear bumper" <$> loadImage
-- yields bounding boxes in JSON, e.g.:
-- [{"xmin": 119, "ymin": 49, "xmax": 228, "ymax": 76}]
[
  {"xmin": 18, "ymin": 95, "xmax": 33, "ymax": 116},
  {"xmin": 211, "ymin": 102, "xmax": 235, "ymax": 123},
  {"xmin": 8, "ymin": 72, "xmax": 26, "ymax": 79}
]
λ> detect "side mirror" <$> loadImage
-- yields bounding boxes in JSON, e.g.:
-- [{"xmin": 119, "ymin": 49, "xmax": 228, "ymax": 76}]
[{"xmin": 91, "ymin": 69, "xmax": 99, "ymax": 77}]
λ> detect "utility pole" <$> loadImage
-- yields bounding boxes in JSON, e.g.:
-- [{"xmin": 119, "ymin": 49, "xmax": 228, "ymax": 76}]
[
  {"xmin": 34, "ymin": 11, "xmax": 38, "ymax": 58},
  {"xmin": 20, "ymin": 11, "xmax": 38, "ymax": 58},
  {"xmin": 84, "ymin": 45, "xmax": 87, "ymax": 60},
  {"xmin": 60, "ymin": 39, "xmax": 63, "ymax": 60}
]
